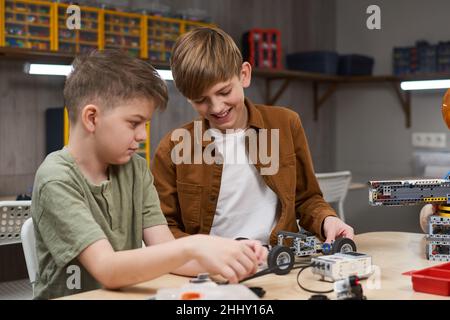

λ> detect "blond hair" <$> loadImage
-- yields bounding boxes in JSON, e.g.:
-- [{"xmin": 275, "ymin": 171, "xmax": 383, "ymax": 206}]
[
  {"xmin": 64, "ymin": 49, "xmax": 168, "ymax": 123},
  {"xmin": 170, "ymin": 27, "xmax": 243, "ymax": 99}
]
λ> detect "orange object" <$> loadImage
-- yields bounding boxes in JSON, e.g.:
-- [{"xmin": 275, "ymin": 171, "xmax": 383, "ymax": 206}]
[
  {"xmin": 180, "ymin": 291, "xmax": 202, "ymax": 300},
  {"xmin": 442, "ymin": 89, "xmax": 450, "ymax": 129}
]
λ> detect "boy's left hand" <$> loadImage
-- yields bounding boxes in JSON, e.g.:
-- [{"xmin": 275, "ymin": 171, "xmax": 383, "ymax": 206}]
[
  {"xmin": 323, "ymin": 216, "xmax": 354, "ymax": 244},
  {"xmin": 240, "ymin": 240, "xmax": 268, "ymax": 265}
]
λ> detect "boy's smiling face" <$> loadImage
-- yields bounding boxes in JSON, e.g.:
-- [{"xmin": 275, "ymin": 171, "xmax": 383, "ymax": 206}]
[
  {"xmin": 189, "ymin": 62, "xmax": 252, "ymax": 131},
  {"xmin": 93, "ymin": 97, "xmax": 155, "ymax": 165}
]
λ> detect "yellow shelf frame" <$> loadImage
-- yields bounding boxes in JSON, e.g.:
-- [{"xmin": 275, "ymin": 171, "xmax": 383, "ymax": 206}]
[
  {"xmin": 63, "ymin": 107, "xmax": 69, "ymax": 146},
  {"xmin": 145, "ymin": 123, "xmax": 150, "ymax": 166},
  {"xmin": 0, "ymin": 0, "xmax": 5, "ymax": 46},
  {"xmin": 140, "ymin": 14, "xmax": 147, "ymax": 59}
]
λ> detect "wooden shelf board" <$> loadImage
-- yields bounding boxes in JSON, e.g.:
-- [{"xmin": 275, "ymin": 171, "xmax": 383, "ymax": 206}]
[{"xmin": 251, "ymin": 68, "xmax": 447, "ymax": 128}]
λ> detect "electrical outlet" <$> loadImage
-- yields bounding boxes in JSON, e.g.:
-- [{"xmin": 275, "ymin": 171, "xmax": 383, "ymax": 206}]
[
  {"xmin": 412, "ymin": 133, "xmax": 447, "ymax": 148},
  {"xmin": 434, "ymin": 133, "xmax": 447, "ymax": 148}
]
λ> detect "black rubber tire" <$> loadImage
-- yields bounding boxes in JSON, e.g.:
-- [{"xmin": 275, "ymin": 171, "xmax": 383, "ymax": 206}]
[
  {"xmin": 331, "ymin": 238, "xmax": 357, "ymax": 254},
  {"xmin": 267, "ymin": 245, "xmax": 295, "ymax": 275}
]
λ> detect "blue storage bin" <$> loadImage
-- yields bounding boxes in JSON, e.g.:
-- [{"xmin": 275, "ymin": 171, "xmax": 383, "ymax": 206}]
[
  {"xmin": 393, "ymin": 46, "xmax": 413, "ymax": 75},
  {"xmin": 286, "ymin": 51, "xmax": 338, "ymax": 75},
  {"xmin": 437, "ymin": 42, "xmax": 450, "ymax": 73},
  {"xmin": 416, "ymin": 42, "xmax": 437, "ymax": 74},
  {"xmin": 338, "ymin": 54, "xmax": 374, "ymax": 76}
]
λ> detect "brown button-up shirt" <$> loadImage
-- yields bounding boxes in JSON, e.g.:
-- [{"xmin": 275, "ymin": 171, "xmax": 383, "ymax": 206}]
[{"xmin": 151, "ymin": 98, "xmax": 337, "ymax": 245}]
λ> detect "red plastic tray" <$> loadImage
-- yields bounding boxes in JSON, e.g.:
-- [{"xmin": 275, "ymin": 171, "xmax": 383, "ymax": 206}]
[{"xmin": 403, "ymin": 262, "xmax": 450, "ymax": 296}]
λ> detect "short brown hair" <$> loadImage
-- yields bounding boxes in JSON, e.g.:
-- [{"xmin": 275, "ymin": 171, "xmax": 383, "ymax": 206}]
[
  {"xmin": 64, "ymin": 49, "xmax": 168, "ymax": 123},
  {"xmin": 170, "ymin": 27, "xmax": 243, "ymax": 100}
]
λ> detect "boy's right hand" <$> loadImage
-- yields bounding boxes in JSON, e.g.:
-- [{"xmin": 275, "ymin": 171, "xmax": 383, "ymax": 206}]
[
  {"xmin": 420, "ymin": 204, "xmax": 438, "ymax": 233},
  {"xmin": 186, "ymin": 235, "xmax": 260, "ymax": 283}
]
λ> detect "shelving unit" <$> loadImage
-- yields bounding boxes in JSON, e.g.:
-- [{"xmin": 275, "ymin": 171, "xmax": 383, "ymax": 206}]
[
  {"xmin": 0, "ymin": 0, "xmax": 214, "ymax": 60},
  {"xmin": 1, "ymin": 0, "xmax": 54, "ymax": 51},
  {"xmin": 103, "ymin": 10, "xmax": 143, "ymax": 58},
  {"xmin": 147, "ymin": 16, "xmax": 180, "ymax": 63},
  {"xmin": 146, "ymin": 16, "xmax": 209, "ymax": 64},
  {"xmin": 56, "ymin": 3, "xmax": 102, "ymax": 54}
]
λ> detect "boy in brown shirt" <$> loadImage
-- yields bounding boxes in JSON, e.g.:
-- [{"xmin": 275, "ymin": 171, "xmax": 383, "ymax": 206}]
[{"xmin": 152, "ymin": 27, "xmax": 354, "ymax": 246}]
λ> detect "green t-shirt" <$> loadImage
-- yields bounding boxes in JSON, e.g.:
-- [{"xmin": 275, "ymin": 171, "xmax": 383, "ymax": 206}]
[{"xmin": 31, "ymin": 148, "xmax": 167, "ymax": 299}]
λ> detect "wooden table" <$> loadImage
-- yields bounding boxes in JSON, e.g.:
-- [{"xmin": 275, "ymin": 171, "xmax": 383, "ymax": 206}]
[
  {"xmin": 0, "ymin": 196, "xmax": 16, "ymax": 201},
  {"xmin": 60, "ymin": 232, "xmax": 450, "ymax": 300},
  {"xmin": 349, "ymin": 182, "xmax": 367, "ymax": 190}
]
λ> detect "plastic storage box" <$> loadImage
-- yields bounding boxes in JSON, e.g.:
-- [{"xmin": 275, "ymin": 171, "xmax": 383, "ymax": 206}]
[
  {"xmin": 403, "ymin": 262, "xmax": 450, "ymax": 296},
  {"xmin": 416, "ymin": 42, "xmax": 437, "ymax": 74},
  {"xmin": 286, "ymin": 51, "xmax": 338, "ymax": 75},
  {"xmin": 338, "ymin": 54, "xmax": 374, "ymax": 76},
  {"xmin": 437, "ymin": 42, "xmax": 450, "ymax": 73},
  {"xmin": 242, "ymin": 29, "xmax": 282, "ymax": 69},
  {"xmin": 393, "ymin": 41, "xmax": 449, "ymax": 76}
]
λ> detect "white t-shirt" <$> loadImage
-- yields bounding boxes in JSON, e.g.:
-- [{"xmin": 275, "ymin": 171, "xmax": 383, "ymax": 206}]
[{"xmin": 209, "ymin": 129, "xmax": 279, "ymax": 245}]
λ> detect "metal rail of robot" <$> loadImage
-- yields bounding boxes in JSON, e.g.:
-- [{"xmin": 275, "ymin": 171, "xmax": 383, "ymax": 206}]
[{"xmin": 368, "ymin": 178, "xmax": 450, "ymax": 206}]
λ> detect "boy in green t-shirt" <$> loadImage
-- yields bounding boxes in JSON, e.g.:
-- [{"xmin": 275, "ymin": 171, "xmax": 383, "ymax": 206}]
[{"xmin": 31, "ymin": 50, "xmax": 266, "ymax": 299}]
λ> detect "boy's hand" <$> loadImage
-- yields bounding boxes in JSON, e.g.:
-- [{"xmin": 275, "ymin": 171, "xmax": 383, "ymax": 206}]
[
  {"xmin": 239, "ymin": 239, "xmax": 268, "ymax": 265},
  {"xmin": 419, "ymin": 204, "xmax": 437, "ymax": 233},
  {"xmin": 432, "ymin": 204, "xmax": 439, "ymax": 213},
  {"xmin": 187, "ymin": 235, "xmax": 260, "ymax": 283},
  {"xmin": 323, "ymin": 216, "xmax": 355, "ymax": 244}
]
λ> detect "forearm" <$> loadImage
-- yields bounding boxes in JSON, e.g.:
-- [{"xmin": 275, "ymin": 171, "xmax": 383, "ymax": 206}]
[
  {"xmin": 84, "ymin": 238, "xmax": 194, "ymax": 289},
  {"xmin": 144, "ymin": 225, "xmax": 204, "ymax": 277},
  {"xmin": 172, "ymin": 259, "xmax": 205, "ymax": 277},
  {"xmin": 297, "ymin": 196, "xmax": 337, "ymax": 238}
]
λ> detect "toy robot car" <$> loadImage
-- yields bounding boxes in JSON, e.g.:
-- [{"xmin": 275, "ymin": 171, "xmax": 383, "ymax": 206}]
[{"xmin": 267, "ymin": 230, "xmax": 357, "ymax": 275}]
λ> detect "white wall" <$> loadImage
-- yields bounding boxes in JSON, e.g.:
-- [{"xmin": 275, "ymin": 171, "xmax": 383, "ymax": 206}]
[{"xmin": 336, "ymin": 0, "xmax": 450, "ymax": 232}]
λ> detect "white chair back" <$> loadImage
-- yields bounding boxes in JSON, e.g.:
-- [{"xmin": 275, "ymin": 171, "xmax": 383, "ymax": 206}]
[
  {"xmin": 315, "ymin": 171, "xmax": 352, "ymax": 222},
  {"xmin": 21, "ymin": 218, "xmax": 39, "ymax": 294}
]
